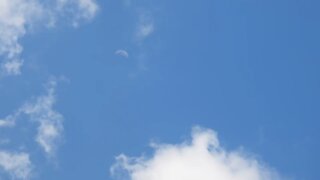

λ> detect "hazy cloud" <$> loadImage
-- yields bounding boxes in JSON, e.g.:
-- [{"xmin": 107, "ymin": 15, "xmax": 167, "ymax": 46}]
[
  {"xmin": 0, "ymin": 79, "xmax": 64, "ymax": 156},
  {"xmin": 0, "ymin": 0, "xmax": 99, "ymax": 76},
  {"xmin": 111, "ymin": 127, "xmax": 282, "ymax": 180},
  {"xmin": 0, "ymin": 151, "xmax": 32, "ymax": 180},
  {"xmin": 21, "ymin": 79, "xmax": 63, "ymax": 156},
  {"xmin": 0, "ymin": 118, "xmax": 15, "ymax": 128},
  {"xmin": 136, "ymin": 12, "xmax": 154, "ymax": 42}
]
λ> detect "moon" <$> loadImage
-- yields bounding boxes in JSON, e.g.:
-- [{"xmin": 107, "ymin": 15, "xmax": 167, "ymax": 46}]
[{"xmin": 115, "ymin": 49, "xmax": 129, "ymax": 58}]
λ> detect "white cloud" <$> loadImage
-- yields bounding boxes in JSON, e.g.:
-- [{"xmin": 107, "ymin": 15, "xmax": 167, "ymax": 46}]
[
  {"xmin": 0, "ymin": 0, "xmax": 42, "ymax": 75},
  {"xmin": 111, "ymin": 127, "xmax": 282, "ymax": 180},
  {"xmin": 0, "ymin": 79, "xmax": 64, "ymax": 156},
  {"xmin": 115, "ymin": 49, "xmax": 129, "ymax": 58},
  {"xmin": 0, "ymin": 151, "xmax": 32, "ymax": 180},
  {"xmin": 0, "ymin": 116, "xmax": 16, "ymax": 128},
  {"xmin": 78, "ymin": 0, "xmax": 99, "ymax": 19},
  {"xmin": 2, "ymin": 59, "xmax": 24, "ymax": 75},
  {"xmin": 0, "ymin": 79, "xmax": 63, "ymax": 178},
  {"xmin": 21, "ymin": 79, "xmax": 63, "ymax": 156},
  {"xmin": 0, "ymin": 0, "xmax": 99, "ymax": 76}
]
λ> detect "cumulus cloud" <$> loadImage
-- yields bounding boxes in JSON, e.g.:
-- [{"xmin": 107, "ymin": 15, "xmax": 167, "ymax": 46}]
[
  {"xmin": 111, "ymin": 127, "xmax": 282, "ymax": 180},
  {"xmin": 0, "ymin": 151, "xmax": 32, "ymax": 179},
  {"xmin": 0, "ymin": 79, "xmax": 64, "ymax": 156},
  {"xmin": 0, "ymin": 0, "xmax": 99, "ymax": 76}
]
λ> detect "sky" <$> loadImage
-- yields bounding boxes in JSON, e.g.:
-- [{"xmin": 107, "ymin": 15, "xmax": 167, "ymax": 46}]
[{"xmin": 0, "ymin": 0, "xmax": 319, "ymax": 179}]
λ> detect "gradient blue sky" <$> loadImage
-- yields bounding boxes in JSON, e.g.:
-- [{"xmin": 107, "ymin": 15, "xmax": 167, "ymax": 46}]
[{"xmin": 0, "ymin": 0, "xmax": 319, "ymax": 179}]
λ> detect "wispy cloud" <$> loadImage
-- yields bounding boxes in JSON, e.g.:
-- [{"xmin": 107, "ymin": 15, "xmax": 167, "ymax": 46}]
[
  {"xmin": 0, "ymin": 151, "xmax": 32, "ymax": 180},
  {"xmin": 21, "ymin": 79, "xmax": 63, "ymax": 156},
  {"xmin": 0, "ymin": 78, "xmax": 64, "ymax": 178},
  {"xmin": 125, "ymin": 8, "xmax": 155, "ymax": 77},
  {"xmin": 0, "ymin": 78, "xmax": 64, "ymax": 156},
  {"xmin": 111, "ymin": 126, "xmax": 283, "ymax": 180},
  {"xmin": 0, "ymin": 0, "xmax": 99, "ymax": 76},
  {"xmin": 0, "ymin": 116, "xmax": 16, "ymax": 128},
  {"xmin": 135, "ymin": 11, "xmax": 154, "ymax": 42}
]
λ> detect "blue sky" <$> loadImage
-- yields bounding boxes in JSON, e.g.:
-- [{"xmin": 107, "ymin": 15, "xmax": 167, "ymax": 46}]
[{"xmin": 0, "ymin": 0, "xmax": 319, "ymax": 179}]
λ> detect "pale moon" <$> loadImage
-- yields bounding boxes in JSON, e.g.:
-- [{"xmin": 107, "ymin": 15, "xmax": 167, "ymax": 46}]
[{"xmin": 115, "ymin": 49, "xmax": 129, "ymax": 58}]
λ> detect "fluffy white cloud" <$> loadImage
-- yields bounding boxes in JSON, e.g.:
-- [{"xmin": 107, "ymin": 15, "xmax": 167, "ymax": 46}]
[
  {"xmin": 0, "ymin": 79, "xmax": 64, "ymax": 156},
  {"xmin": 111, "ymin": 127, "xmax": 282, "ymax": 180},
  {"xmin": 0, "ymin": 0, "xmax": 98, "ymax": 76},
  {"xmin": 0, "ymin": 151, "xmax": 32, "ymax": 179}
]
